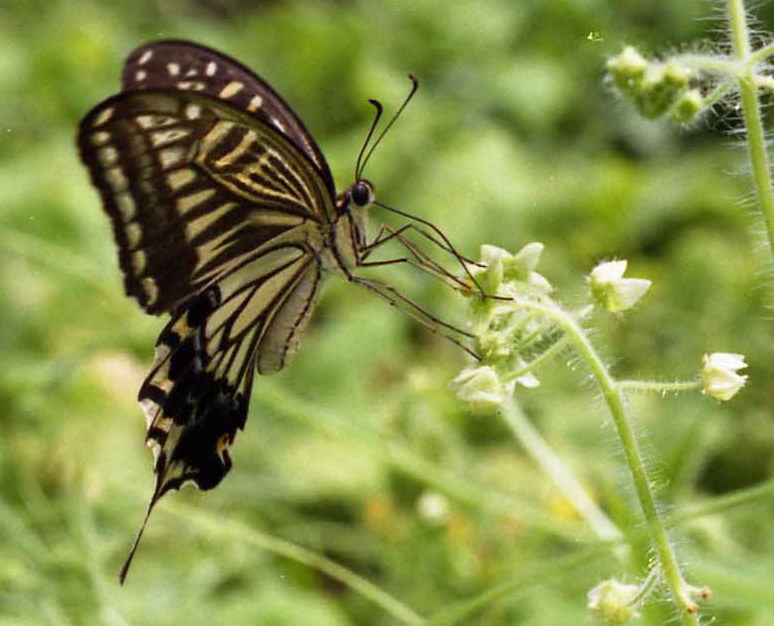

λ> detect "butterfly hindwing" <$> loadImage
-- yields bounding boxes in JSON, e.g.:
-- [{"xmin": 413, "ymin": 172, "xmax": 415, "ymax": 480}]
[
  {"xmin": 122, "ymin": 39, "xmax": 335, "ymax": 198},
  {"xmin": 140, "ymin": 242, "xmax": 323, "ymax": 496},
  {"xmin": 77, "ymin": 89, "xmax": 335, "ymax": 314}
]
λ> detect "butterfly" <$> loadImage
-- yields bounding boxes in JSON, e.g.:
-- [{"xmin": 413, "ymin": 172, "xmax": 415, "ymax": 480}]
[{"xmin": 77, "ymin": 40, "xmax": 477, "ymax": 581}]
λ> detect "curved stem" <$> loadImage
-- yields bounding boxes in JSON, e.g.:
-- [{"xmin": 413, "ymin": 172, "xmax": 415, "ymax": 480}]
[
  {"xmin": 727, "ymin": 0, "xmax": 774, "ymax": 265},
  {"xmin": 504, "ymin": 334, "xmax": 571, "ymax": 383},
  {"xmin": 163, "ymin": 501, "xmax": 424, "ymax": 625},
  {"xmin": 499, "ymin": 396, "xmax": 626, "ymax": 550},
  {"xmin": 748, "ymin": 40, "xmax": 774, "ymax": 66},
  {"xmin": 512, "ymin": 299, "xmax": 701, "ymax": 623},
  {"xmin": 616, "ymin": 379, "xmax": 700, "ymax": 394},
  {"xmin": 669, "ymin": 477, "xmax": 774, "ymax": 526},
  {"xmin": 671, "ymin": 54, "xmax": 741, "ymax": 76}
]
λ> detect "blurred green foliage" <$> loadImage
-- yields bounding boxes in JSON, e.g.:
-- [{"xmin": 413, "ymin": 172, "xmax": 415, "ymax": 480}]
[{"xmin": 1, "ymin": 0, "xmax": 774, "ymax": 624}]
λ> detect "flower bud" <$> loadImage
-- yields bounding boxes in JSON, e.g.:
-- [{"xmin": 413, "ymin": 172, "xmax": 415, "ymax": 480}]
[
  {"xmin": 635, "ymin": 63, "xmax": 689, "ymax": 119},
  {"xmin": 587, "ymin": 579, "xmax": 640, "ymax": 625},
  {"xmin": 670, "ymin": 88, "xmax": 704, "ymax": 123},
  {"xmin": 607, "ymin": 47, "xmax": 648, "ymax": 92},
  {"xmin": 701, "ymin": 352, "xmax": 748, "ymax": 401},
  {"xmin": 589, "ymin": 260, "xmax": 651, "ymax": 313},
  {"xmin": 451, "ymin": 366, "xmax": 506, "ymax": 409}
]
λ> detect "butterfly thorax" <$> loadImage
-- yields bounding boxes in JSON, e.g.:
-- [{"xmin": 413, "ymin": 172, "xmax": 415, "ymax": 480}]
[{"xmin": 326, "ymin": 179, "xmax": 373, "ymax": 275}]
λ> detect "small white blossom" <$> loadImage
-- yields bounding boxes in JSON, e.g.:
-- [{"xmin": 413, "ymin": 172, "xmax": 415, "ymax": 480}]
[
  {"xmin": 587, "ymin": 579, "xmax": 640, "ymax": 625},
  {"xmin": 589, "ymin": 260, "xmax": 651, "ymax": 312},
  {"xmin": 416, "ymin": 490, "xmax": 450, "ymax": 525},
  {"xmin": 451, "ymin": 366, "xmax": 506, "ymax": 409},
  {"xmin": 511, "ymin": 242, "xmax": 544, "ymax": 273},
  {"xmin": 701, "ymin": 352, "xmax": 748, "ymax": 401}
]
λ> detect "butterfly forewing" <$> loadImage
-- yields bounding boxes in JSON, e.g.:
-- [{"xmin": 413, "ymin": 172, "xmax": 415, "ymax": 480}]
[
  {"xmin": 122, "ymin": 39, "xmax": 335, "ymax": 198},
  {"xmin": 77, "ymin": 89, "xmax": 335, "ymax": 314}
]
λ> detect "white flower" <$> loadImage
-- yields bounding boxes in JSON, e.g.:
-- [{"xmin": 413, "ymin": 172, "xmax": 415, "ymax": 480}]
[
  {"xmin": 450, "ymin": 366, "xmax": 506, "ymax": 409},
  {"xmin": 416, "ymin": 491, "xmax": 450, "ymax": 525},
  {"xmin": 511, "ymin": 242, "xmax": 544, "ymax": 273},
  {"xmin": 589, "ymin": 260, "xmax": 651, "ymax": 312},
  {"xmin": 701, "ymin": 352, "xmax": 748, "ymax": 401},
  {"xmin": 587, "ymin": 579, "xmax": 640, "ymax": 625}
]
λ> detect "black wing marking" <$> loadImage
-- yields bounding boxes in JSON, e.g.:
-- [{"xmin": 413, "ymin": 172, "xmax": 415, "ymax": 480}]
[
  {"xmin": 77, "ymin": 89, "xmax": 335, "ymax": 314},
  {"xmin": 120, "ymin": 243, "xmax": 322, "ymax": 582},
  {"xmin": 122, "ymin": 39, "xmax": 335, "ymax": 199}
]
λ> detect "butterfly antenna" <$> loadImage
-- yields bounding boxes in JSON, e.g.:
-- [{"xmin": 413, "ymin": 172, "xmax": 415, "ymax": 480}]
[
  {"xmin": 118, "ymin": 475, "xmax": 164, "ymax": 585},
  {"xmin": 355, "ymin": 99, "xmax": 384, "ymax": 181},
  {"xmin": 374, "ymin": 200, "xmax": 485, "ymax": 294},
  {"xmin": 357, "ymin": 75, "xmax": 419, "ymax": 179}
]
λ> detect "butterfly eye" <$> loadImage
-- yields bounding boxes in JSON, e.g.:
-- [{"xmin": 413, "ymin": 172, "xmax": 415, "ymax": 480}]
[{"xmin": 351, "ymin": 180, "xmax": 374, "ymax": 207}]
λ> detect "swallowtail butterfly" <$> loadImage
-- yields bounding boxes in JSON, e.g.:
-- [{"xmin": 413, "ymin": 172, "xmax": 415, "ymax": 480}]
[{"xmin": 77, "ymin": 40, "xmax": 475, "ymax": 581}]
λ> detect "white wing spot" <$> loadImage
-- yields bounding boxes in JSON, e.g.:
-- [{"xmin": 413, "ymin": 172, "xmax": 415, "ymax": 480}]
[
  {"xmin": 185, "ymin": 104, "xmax": 202, "ymax": 120},
  {"xmin": 115, "ymin": 193, "xmax": 136, "ymax": 221},
  {"xmin": 166, "ymin": 168, "xmax": 197, "ymax": 191},
  {"xmin": 105, "ymin": 167, "xmax": 128, "ymax": 192},
  {"xmin": 167, "ymin": 62, "xmax": 181, "ymax": 76},
  {"xmin": 247, "ymin": 95, "xmax": 263, "ymax": 112},
  {"xmin": 158, "ymin": 146, "xmax": 185, "ymax": 169},
  {"xmin": 151, "ymin": 127, "xmax": 190, "ymax": 148},
  {"xmin": 136, "ymin": 114, "xmax": 177, "ymax": 130},
  {"xmin": 125, "ymin": 223, "xmax": 142, "ymax": 248},
  {"xmin": 177, "ymin": 81, "xmax": 206, "ymax": 91},
  {"xmin": 132, "ymin": 250, "xmax": 147, "ymax": 274},
  {"xmin": 219, "ymin": 81, "xmax": 244, "ymax": 99},
  {"xmin": 273, "ymin": 119, "xmax": 286, "ymax": 132},
  {"xmin": 138, "ymin": 50, "xmax": 153, "ymax": 65},
  {"xmin": 205, "ymin": 61, "xmax": 217, "ymax": 76},
  {"xmin": 92, "ymin": 107, "xmax": 114, "ymax": 127},
  {"xmin": 90, "ymin": 131, "xmax": 111, "ymax": 146},
  {"xmin": 135, "ymin": 69, "xmax": 147, "ymax": 81},
  {"xmin": 141, "ymin": 277, "xmax": 159, "ymax": 305},
  {"xmin": 139, "ymin": 397, "xmax": 161, "ymax": 429},
  {"xmin": 177, "ymin": 188, "xmax": 216, "ymax": 213},
  {"xmin": 185, "ymin": 68, "xmax": 198, "ymax": 77},
  {"xmin": 98, "ymin": 146, "xmax": 118, "ymax": 167}
]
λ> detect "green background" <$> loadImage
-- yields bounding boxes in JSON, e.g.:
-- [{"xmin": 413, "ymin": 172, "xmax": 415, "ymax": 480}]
[{"xmin": 1, "ymin": 0, "xmax": 774, "ymax": 624}]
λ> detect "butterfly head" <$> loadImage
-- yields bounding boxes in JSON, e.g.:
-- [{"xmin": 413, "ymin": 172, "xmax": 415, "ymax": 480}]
[{"xmin": 350, "ymin": 179, "xmax": 375, "ymax": 207}]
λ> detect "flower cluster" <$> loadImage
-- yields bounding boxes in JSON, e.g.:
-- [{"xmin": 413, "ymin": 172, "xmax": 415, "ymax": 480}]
[
  {"xmin": 452, "ymin": 243, "xmax": 748, "ymax": 412},
  {"xmin": 587, "ymin": 579, "xmax": 641, "ymax": 625},
  {"xmin": 607, "ymin": 47, "xmax": 704, "ymax": 123},
  {"xmin": 451, "ymin": 243, "xmax": 556, "ymax": 409}
]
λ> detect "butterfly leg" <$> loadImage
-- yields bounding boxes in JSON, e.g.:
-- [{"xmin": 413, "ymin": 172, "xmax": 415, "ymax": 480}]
[
  {"xmin": 349, "ymin": 275, "xmax": 479, "ymax": 359},
  {"xmin": 359, "ymin": 225, "xmax": 472, "ymax": 292},
  {"xmin": 363, "ymin": 222, "xmax": 478, "ymax": 266}
]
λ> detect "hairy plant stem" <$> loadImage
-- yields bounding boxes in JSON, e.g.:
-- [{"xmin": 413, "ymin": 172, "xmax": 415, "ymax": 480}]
[
  {"xmin": 728, "ymin": 0, "xmax": 774, "ymax": 265},
  {"xmin": 513, "ymin": 298, "xmax": 701, "ymax": 623},
  {"xmin": 616, "ymin": 380, "xmax": 700, "ymax": 394}
]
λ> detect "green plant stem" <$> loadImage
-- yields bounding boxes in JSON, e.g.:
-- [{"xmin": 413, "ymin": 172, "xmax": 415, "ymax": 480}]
[
  {"xmin": 672, "ymin": 54, "xmax": 741, "ymax": 76},
  {"xmin": 254, "ymin": 382, "xmax": 588, "ymax": 542},
  {"xmin": 616, "ymin": 380, "xmax": 700, "ymax": 394},
  {"xmin": 514, "ymin": 299, "xmax": 701, "ymax": 623},
  {"xmin": 748, "ymin": 40, "xmax": 774, "ymax": 66},
  {"xmin": 669, "ymin": 477, "xmax": 774, "ymax": 526},
  {"xmin": 727, "ymin": 0, "xmax": 774, "ymax": 264},
  {"xmin": 424, "ymin": 547, "xmax": 604, "ymax": 626},
  {"xmin": 505, "ymin": 334, "xmax": 571, "ymax": 383},
  {"xmin": 499, "ymin": 396, "xmax": 625, "ymax": 547},
  {"xmin": 163, "ymin": 500, "xmax": 424, "ymax": 625}
]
